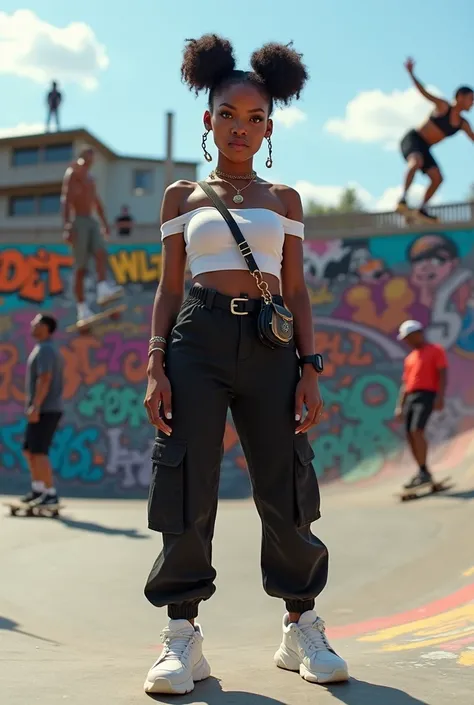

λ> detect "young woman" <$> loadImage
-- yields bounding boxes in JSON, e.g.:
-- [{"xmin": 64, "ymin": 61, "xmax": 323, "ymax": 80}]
[
  {"xmin": 397, "ymin": 58, "xmax": 474, "ymax": 222},
  {"xmin": 143, "ymin": 34, "xmax": 349, "ymax": 695}
]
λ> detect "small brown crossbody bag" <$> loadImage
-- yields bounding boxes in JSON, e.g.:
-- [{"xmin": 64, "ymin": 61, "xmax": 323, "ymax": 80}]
[{"xmin": 199, "ymin": 181, "xmax": 294, "ymax": 349}]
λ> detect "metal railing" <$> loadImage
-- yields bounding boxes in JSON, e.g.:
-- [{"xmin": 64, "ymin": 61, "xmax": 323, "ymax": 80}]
[{"xmin": 1, "ymin": 201, "xmax": 473, "ymax": 244}]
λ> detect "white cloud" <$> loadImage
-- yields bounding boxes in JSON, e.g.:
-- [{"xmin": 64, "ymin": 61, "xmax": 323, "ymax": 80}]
[
  {"xmin": 295, "ymin": 180, "xmax": 442, "ymax": 213},
  {"xmin": 325, "ymin": 85, "xmax": 441, "ymax": 149},
  {"xmin": 0, "ymin": 122, "xmax": 44, "ymax": 138},
  {"xmin": 273, "ymin": 106, "xmax": 307, "ymax": 129},
  {"xmin": 294, "ymin": 180, "xmax": 373, "ymax": 209},
  {"xmin": 0, "ymin": 10, "xmax": 109, "ymax": 90}
]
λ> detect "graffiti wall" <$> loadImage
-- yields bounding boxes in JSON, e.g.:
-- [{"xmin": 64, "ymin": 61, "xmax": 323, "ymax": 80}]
[{"xmin": 1, "ymin": 230, "xmax": 474, "ymax": 498}]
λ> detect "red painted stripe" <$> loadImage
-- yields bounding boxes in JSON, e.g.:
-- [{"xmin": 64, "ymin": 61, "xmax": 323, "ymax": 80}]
[{"xmin": 328, "ymin": 583, "xmax": 474, "ymax": 640}]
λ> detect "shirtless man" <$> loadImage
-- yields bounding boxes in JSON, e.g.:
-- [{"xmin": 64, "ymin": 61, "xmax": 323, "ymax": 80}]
[
  {"xmin": 397, "ymin": 58, "xmax": 474, "ymax": 222},
  {"xmin": 61, "ymin": 148, "xmax": 123, "ymax": 322}
]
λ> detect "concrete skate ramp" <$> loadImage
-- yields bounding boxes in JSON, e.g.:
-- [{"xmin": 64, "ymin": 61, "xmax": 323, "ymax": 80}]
[
  {"xmin": 1, "ymin": 456, "xmax": 474, "ymax": 704},
  {"xmin": 1, "ymin": 227, "xmax": 474, "ymax": 498}
]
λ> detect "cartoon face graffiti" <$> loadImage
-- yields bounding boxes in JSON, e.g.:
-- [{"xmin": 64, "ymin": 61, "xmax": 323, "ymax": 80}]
[{"xmin": 408, "ymin": 234, "xmax": 459, "ymax": 292}]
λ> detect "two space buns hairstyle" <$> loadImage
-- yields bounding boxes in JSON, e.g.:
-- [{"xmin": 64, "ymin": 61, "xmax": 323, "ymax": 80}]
[{"xmin": 181, "ymin": 34, "xmax": 308, "ymax": 114}]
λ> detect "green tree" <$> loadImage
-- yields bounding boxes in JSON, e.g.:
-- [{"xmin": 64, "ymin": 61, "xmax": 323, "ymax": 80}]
[{"xmin": 305, "ymin": 186, "xmax": 364, "ymax": 215}]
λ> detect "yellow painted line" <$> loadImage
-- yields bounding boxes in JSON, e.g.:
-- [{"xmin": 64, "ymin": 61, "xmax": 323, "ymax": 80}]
[
  {"xmin": 359, "ymin": 604, "xmax": 474, "ymax": 653},
  {"xmin": 459, "ymin": 650, "xmax": 474, "ymax": 667},
  {"xmin": 463, "ymin": 567, "xmax": 474, "ymax": 577}
]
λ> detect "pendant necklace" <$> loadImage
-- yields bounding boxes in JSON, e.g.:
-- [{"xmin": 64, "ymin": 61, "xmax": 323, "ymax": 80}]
[{"xmin": 209, "ymin": 171, "xmax": 257, "ymax": 204}]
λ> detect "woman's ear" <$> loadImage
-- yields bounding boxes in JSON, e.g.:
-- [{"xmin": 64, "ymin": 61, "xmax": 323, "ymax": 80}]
[
  {"xmin": 203, "ymin": 110, "xmax": 212, "ymax": 132},
  {"xmin": 265, "ymin": 118, "xmax": 273, "ymax": 139}
]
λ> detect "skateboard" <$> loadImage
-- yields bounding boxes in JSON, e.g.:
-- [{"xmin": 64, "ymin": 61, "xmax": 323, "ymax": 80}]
[
  {"xmin": 396, "ymin": 476, "xmax": 452, "ymax": 502},
  {"xmin": 4, "ymin": 500, "xmax": 64, "ymax": 518},
  {"xmin": 66, "ymin": 303, "xmax": 127, "ymax": 334},
  {"xmin": 396, "ymin": 204, "xmax": 439, "ymax": 226}
]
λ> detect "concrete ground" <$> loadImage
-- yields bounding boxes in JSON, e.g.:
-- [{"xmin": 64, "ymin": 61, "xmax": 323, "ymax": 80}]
[{"xmin": 1, "ymin": 464, "xmax": 474, "ymax": 705}]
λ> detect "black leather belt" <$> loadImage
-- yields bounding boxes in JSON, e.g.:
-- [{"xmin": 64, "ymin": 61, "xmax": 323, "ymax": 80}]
[{"xmin": 189, "ymin": 285, "xmax": 283, "ymax": 316}]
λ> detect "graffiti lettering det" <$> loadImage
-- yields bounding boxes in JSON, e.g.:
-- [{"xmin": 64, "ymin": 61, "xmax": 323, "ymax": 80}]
[
  {"xmin": 0, "ymin": 248, "xmax": 73, "ymax": 302},
  {"xmin": 1, "ymin": 231, "xmax": 474, "ymax": 498}
]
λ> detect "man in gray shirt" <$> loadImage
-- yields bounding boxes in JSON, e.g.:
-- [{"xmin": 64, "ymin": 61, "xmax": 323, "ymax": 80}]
[{"xmin": 21, "ymin": 314, "xmax": 64, "ymax": 508}]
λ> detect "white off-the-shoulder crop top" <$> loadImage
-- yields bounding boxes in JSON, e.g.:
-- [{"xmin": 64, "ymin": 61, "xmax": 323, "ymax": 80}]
[{"xmin": 160, "ymin": 207, "xmax": 304, "ymax": 281}]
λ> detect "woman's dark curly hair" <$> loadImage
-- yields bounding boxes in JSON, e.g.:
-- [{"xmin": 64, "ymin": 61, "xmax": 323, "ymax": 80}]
[{"xmin": 181, "ymin": 34, "xmax": 308, "ymax": 114}]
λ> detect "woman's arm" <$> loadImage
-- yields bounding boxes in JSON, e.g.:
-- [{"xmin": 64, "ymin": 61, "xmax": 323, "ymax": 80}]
[
  {"xmin": 144, "ymin": 181, "xmax": 189, "ymax": 432},
  {"xmin": 405, "ymin": 57, "xmax": 447, "ymax": 110}
]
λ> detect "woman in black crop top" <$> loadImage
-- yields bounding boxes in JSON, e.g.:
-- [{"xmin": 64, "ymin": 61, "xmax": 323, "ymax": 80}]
[
  {"xmin": 397, "ymin": 57, "xmax": 474, "ymax": 222},
  {"xmin": 141, "ymin": 35, "xmax": 349, "ymax": 695}
]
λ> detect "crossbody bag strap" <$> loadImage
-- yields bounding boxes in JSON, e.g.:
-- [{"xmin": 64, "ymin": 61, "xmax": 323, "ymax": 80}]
[{"xmin": 198, "ymin": 181, "xmax": 260, "ymax": 274}]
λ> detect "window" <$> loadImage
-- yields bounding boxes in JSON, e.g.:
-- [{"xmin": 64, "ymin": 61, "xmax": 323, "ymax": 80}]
[
  {"xmin": 9, "ymin": 196, "xmax": 36, "ymax": 216},
  {"xmin": 133, "ymin": 168, "xmax": 153, "ymax": 195},
  {"xmin": 12, "ymin": 147, "xmax": 39, "ymax": 167},
  {"xmin": 11, "ymin": 142, "xmax": 73, "ymax": 166},
  {"xmin": 44, "ymin": 143, "xmax": 73, "ymax": 163},
  {"xmin": 38, "ymin": 193, "xmax": 61, "ymax": 215},
  {"xmin": 8, "ymin": 192, "xmax": 61, "ymax": 217}
]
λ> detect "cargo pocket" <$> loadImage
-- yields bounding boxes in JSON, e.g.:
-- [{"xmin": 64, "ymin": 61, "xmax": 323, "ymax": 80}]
[
  {"xmin": 294, "ymin": 434, "xmax": 321, "ymax": 527},
  {"xmin": 148, "ymin": 438, "xmax": 186, "ymax": 534}
]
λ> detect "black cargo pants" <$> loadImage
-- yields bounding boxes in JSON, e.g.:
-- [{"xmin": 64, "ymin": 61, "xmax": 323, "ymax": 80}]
[{"xmin": 144, "ymin": 286, "xmax": 328, "ymax": 620}]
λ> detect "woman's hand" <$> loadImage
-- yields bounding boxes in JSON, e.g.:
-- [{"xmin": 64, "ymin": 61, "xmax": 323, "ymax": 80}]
[
  {"xmin": 144, "ymin": 361, "xmax": 173, "ymax": 436},
  {"xmin": 294, "ymin": 368, "xmax": 324, "ymax": 434}
]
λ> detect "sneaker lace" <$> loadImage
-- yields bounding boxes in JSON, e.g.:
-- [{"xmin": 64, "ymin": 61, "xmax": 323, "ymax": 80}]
[
  {"xmin": 159, "ymin": 628, "xmax": 194, "ymax": 663},
  {"xmin": 301, "ymin": 617, "xmax": 334, "ymax": 654}
]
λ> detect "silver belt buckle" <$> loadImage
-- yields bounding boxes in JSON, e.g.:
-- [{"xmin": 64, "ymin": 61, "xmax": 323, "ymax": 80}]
[{"xmin": 230, "ymin": 297, "xmax": 249, "ymax": 315}]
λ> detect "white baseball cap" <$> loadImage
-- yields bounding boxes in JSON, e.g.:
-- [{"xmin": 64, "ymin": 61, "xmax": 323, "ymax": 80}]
[{"xmin": 397, "ymin": 320, "xmax": 423, "ymax": 340}]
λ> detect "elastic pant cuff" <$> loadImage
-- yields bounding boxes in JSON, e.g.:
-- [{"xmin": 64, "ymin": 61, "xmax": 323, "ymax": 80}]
[
  {"xmin": 168, "ymin": 602, "xmax": 199, "ymax": 620},
  {"xmin": 285, "ymin": 599, "xmax": 315, "ymax": 614}
]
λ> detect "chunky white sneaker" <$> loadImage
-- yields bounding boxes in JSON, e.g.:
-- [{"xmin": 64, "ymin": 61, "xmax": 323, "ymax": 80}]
[
  {"xmin": 274, "ymin": 611, "xmax": 349, "ymax": 684},
  {"xmin": 77, "ymin": 302, "xmax": 94, "ymax": 323},
  {"xmin": 144, "ymin": 619, "xmax": 211, "ymax": 695},
  {"xmin": 97, "ymin": 280, "xmax": 123, "ymax": 306}
]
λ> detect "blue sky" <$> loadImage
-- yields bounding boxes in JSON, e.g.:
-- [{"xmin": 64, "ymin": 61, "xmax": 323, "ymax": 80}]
[{"xmin": 1, "ymin": 1, "xmax": 473, "ymax": 210}]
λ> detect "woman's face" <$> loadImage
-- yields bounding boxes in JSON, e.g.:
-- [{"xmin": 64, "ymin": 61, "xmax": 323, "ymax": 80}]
[{"xmin": 204, "ymin": 82, "xmax": 272, "ymax": 163}]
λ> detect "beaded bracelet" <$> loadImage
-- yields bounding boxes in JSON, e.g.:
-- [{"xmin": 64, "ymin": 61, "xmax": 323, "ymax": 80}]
[
  {"xmin": 149, "ymin": 336, "xmax": 167, "ymax": 346},
  {"xmin": 148, "ymin": 346, "xmax": 166, "ymax": 358}
]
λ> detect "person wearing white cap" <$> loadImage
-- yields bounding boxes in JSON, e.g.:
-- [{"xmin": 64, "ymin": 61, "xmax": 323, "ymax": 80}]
[{"xmin": 394, "ymin": 320, "xmax": 448, "ymax": 488}]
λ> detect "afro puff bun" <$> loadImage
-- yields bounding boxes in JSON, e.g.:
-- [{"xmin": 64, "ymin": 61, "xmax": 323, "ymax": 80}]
[
  {"xmin": 181, "ymin": 34, "xmax": 308, "ymax": 109},
  {"xmin": 181, "ymin": 34, "xmax": 236, "ymax": 95}
]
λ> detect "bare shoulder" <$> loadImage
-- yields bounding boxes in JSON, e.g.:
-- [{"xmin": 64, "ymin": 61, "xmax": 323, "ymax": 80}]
[
  {"xmin": 271, "ymin": 183, "xmax": 303, "ymax": 221},
  {"xmin": 161, "ymin": 180, "xmax": 196, "ymax": 222}
]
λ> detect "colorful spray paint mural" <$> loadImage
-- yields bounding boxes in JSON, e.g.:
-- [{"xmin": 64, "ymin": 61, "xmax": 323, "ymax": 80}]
[{"xmin": 1, "ymin": 230, "xmax": 474, "ymax": 498}]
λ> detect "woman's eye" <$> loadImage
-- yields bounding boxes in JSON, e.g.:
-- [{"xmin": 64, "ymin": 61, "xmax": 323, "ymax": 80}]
[
  {"xmin": 250, "ymin": 116, "xmax": 263, "ymax": 123},
  {"xmin": 219, "ymin": 111, "xmax": 232, "ymax": 119}
]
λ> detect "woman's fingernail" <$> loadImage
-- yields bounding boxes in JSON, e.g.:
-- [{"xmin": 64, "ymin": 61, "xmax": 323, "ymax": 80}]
[{"xmin": 295, "ymin": 414, "xmax": 301, "ymax": 421}]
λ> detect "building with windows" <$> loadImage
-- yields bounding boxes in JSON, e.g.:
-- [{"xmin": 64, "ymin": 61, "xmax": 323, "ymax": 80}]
[{"xmin": 0, "ymin": 128, "xmax": 197, "ymax": 231}]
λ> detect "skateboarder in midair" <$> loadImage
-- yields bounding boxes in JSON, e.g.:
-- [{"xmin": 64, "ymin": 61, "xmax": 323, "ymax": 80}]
[
  {"xmin": 61, "ymin": 148, "xmax": 123, "ymax": 323},
  {"xmin": 394, "ymin": 320, "xmax": 448, "ymax": 489},
  {"xmin": 19, "ymin": 314, "xmax": 64, "ymax": 509},
  {"xmin": 397, "ymin": 58, "xmax": 474, "ymax": 222}
]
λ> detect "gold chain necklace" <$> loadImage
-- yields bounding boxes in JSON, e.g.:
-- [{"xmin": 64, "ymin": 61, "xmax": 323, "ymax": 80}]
[
  {"xmin": 212, "ymin": 168, "xmax": 256, "ymax": 181},
  {"xmin": 209, "ymin": 173, "xmax": 257, "ymax": 204}
]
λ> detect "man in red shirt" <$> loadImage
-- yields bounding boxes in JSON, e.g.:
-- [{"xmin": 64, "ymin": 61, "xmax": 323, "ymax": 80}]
[{"xmin": 395, "ymin": 320, "xmax": 448, "ymax": 488}]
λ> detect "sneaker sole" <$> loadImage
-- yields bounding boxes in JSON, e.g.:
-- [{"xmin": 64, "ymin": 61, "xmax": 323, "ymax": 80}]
[
  {"xmin": 143, "ymin": 656, "xmax": 211, "ymax": 694},
  {"xmin": 144, "ymin": 676, "xmax": 194, "ymax": 695},
  {"xmin": 300, "ymin": 664, "xmax": 350, "ymax": 684},
  {"xmin": 275, "ymin": 646, "xmax": 349, "ymax": 685},
  {"xmin": 97, "ymin": 290, "xmax": 124, "ymax": 307}
]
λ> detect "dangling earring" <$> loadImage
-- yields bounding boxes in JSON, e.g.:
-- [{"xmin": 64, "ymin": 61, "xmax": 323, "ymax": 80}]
[
  {"xmin": 202, "ymin": 130, "xmax": 212, "ymax": 162},
  {"xmin": 265, "ymin": 136, "xmax": 273, "ymax": 168}
]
